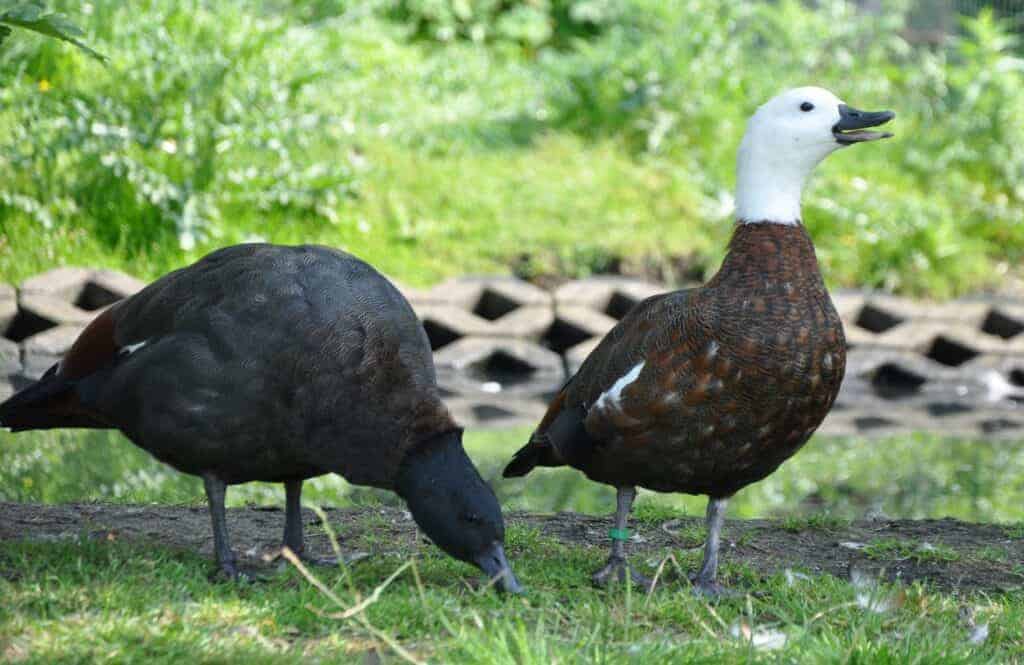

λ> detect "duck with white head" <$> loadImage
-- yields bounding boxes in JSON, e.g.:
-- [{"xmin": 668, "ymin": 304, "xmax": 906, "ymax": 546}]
[
  {"xmin": 504, "ymin": 87, "xmax": 894, "ymax": 597},
  {"xmin": 736, "ymin": 86, "xmax": 894, "ymax": 224}
]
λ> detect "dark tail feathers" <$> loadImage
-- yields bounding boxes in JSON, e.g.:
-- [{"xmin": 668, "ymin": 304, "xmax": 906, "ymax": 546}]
[
  {"xmin": 502, "ymin": 442, "xmax": 541, "ymax": 478},
  {"xmin": 0, "ymin": 365, "xmax": 99, "ymax": 432},
  {"xmin": 503, "ymin": 435, "xmax": 562, "ymax": 478}
]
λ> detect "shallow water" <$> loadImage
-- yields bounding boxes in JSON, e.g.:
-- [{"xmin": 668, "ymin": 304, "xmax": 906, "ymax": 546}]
[{"xmin": 1, "ymin": 427, "xmax": 1022, "ymax": 524}]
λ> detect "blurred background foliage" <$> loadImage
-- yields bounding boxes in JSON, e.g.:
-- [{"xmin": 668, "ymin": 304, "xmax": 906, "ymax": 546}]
[{"xmin": 0, "ymin": 0, "xmax": 1022, "ymax": 296}]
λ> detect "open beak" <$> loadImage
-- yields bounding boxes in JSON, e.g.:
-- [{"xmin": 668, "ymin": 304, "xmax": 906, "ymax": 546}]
[
  {"xmin": 474, "ymin": 542, "xmax": 523, "ymax": 594},
  {"xmin": 833, "ymin": 104, "xmax": 895, "ymax": 145}
]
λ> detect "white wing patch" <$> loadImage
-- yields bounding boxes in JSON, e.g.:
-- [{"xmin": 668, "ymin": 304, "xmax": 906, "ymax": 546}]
[
  {"xmin": 121, "ymin": 340, "xmax": 148, "ymax": 355},
  {"xmin": 593, "ymin": 361, "xmax": 645, "ymax": 413}
]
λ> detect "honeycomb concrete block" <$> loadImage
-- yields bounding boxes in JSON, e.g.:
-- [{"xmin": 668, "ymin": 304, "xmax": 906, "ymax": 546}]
[
  {"xmin": 21, "ymin": 324, "xmax": 83, "ymax": 379},
  {"xmin": 959, "ymin": 355, "xmax": 1024, "ymax": 404},
  {"xmin": 977, "ymin": 303, "xmax": 1024, "ymax": 341},
  {"xmin": 539, "ymin": 306, "xmax": 617, "ymax": 356},
  {"xmin": 1004, "ymin": 334, "xmax": 1024, "ymax": 356},
  {"xmin": 0, "ymin": 284, "xmax": 16, "ymax": 333},
  {"xmin": 417, "ymin": 304, "xmax": 497, "ymax": 349},
  {"xmin": 843, "ymin": 320, "xmax": 906, "ymax": 349},
  {"xmin": 18, "ymin": 292, "xmax": 97, "ymax": 328},
  {"xmin": 443, "ymin": 395, "xmax": 547, "ymax": 429},
  {"xmin": 554, "ymin": 306, "xmax": 617, "ymax": 338},
  {"xmin": 424, "ymin": 276, "xmax": 551, "ymax": 312},
  {"xmin": 0, "ymin": 338, "xmax": 20, "ymax": 377},
  {"xmin": 975, "ymin": 412, "xmax": 1024, "ymax": 438},
  {"xmin": 416, "ymin": 304, "xmax": 556, "ymax": 348},
  {"xmin": 386, "ymin": 277, "xmax": 432, "ymax": 308},
  {"xmin": 565, "ymin": 337, "xmax": 602, "ymax": 374},
  {"xmin": 490, "ymin": 305, "xmax": 555, "ymax": 341},
  {"xmin": 554, "ymin": 277, "xmax": 665, "ymax": 319},
  {"xmin": 855, "ymin": 321, "xmax": 1004, "ymax": 358},
  {"xmin": 20, "ymin": 267, "xmax": 94, "ymax": 300},
  {"xmin": 434, "ymin": 336, "xmax": 564, "ymax": 397},
  {"xmin": 842, "ymin": 349, "xmax": 965, "ymax": 403},
  {"xmin": 830, "ymin": 290, "xmax": 867, "ymax": 322},
  {"xmin": 89, "ymin": 269, "xmax": 147, "ymax": 301},
  {"xmin": 0, "ymin": 376, "xmax": 14, "ymax": 402},
  {"xmin": 20, "ymin": 266, "xmax": 143, "ymax": 316},
  {"xmin": 6, "ymin": 267, "xmax": 144, "ymax": 348}
]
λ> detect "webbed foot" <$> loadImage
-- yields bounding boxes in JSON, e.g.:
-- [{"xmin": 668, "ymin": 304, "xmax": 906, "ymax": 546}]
[
  {"xmin": 211, "ymin": 561, "xmax": 258, "ymax": 584},
  {"xmin": 689, "ymin": 573, "xmax": 738, "ymax": 599},
  {"xmin": 592, "ymin": 556, "xmax": 653, "ymax": 591}
]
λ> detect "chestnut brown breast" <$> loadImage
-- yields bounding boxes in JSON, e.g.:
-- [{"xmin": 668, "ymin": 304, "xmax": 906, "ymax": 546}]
[{"xmin": 531, "ymin": 223, "xmax": 845, "ymax": 497}]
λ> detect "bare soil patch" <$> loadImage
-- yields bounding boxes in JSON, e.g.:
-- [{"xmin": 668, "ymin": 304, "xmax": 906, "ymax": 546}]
[{"xmin": 1, "ymin": 503, "xmax": 1020, "ymax": 593}]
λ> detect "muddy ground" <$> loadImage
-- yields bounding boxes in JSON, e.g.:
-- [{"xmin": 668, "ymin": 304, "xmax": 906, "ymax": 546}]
[{"xmin": 1, "ymin": 502, "xmax": 1021, "ymax": 593}]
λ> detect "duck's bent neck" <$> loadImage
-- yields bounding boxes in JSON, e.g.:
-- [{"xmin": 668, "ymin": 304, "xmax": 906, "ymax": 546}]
[{"xmin": 707, "ymin": 222, "xmax": 825, "ymax": 291}]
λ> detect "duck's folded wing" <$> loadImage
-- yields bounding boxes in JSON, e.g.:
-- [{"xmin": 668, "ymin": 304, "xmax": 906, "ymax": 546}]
[
  {"xmin": 503, "ymin": 291, "xmax": 692, "ymax": 477},
  {"xmin": 0, "ymin": 301, "xmax": 151, "ymax": 430},
  {"xmin": 0, "ymin": 247, "xmax": 265, "ymax": 431}
]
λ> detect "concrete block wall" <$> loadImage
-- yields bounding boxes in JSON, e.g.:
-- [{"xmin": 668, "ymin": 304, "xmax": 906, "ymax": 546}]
[{"xmin": 4, "ymin": 267, "xmax": 1024, "ymax": 438}]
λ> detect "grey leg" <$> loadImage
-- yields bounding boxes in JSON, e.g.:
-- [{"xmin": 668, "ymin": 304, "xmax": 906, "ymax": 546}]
[
  {"xmin": 202, "ymin": 473, "xmax": 239, "ymax": 579},
  {"xmin": 283, "ymin": 480, "xmax": 305, "ymax": 554},
  {"xmin": 691, "ymin": 496, "xmax": 730, "ymax": 597},
  {"xmin": 592, "ymin": 487, "xmax": 652, "ymax": 591},
  {"xmin": 282, "ymin": 479, "xmax": 337, "ymax": 566}
]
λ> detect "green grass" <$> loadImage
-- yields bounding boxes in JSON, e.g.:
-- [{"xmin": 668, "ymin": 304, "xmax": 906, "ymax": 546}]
[
  {"xmin": 2, "ymin": 524, "xmax": 1022, "ymax": 662},
  {"xmin": 1, "ymin": 1, "xmax": 1022, "ymax": 295},
  {"xmin": 780, "ymin": 513, "xmax": 851, "ymax": 534},
  {"xmin": 863, "ymin": 538, "xmax": 961, "ymax": 564}
]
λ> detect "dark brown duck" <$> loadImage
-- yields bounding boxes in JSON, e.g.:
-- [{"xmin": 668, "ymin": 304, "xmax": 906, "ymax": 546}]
[
  {"xmin": 504, "ymin": 87, "xmax": 894, "ymax": 595},
  {"xmin": 1, "ymin": 244, "xmax": 521, "ymax": 592}
]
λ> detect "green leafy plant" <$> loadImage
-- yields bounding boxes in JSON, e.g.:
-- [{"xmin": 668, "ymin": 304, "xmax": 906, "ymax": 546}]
[
  {"xmin": 384, "ymin": 0, "xmax": 623, "ymax": 48},
  {"xmin": 0, "ymin": 2, "xmax": 105, "ymax": 61}
]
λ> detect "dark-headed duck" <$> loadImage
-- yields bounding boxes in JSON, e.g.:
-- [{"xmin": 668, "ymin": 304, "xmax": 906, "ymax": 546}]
[{"xmin": 1, "ymin": 244, "xmax": 521, "ymax": 592}]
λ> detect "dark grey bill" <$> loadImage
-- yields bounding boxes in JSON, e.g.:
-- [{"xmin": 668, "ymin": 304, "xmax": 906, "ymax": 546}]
[
  {"xmin": 833, "ymin": 104, "xmax": 895, "ymax": 144},
  {"xmin": 474, "ymin": 541, "xmax": 523, "ymax": 594}
]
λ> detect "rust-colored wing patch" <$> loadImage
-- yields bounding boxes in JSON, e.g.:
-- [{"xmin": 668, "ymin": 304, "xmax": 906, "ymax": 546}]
[{"xmin": 60, "ymin": 308, "xmax": 119, "ymax": 380}]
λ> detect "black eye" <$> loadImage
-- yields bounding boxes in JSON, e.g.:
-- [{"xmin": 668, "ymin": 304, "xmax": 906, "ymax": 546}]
[{"xmin": 800, "ymin": 102, "xmax": 814, "ymax": 112}]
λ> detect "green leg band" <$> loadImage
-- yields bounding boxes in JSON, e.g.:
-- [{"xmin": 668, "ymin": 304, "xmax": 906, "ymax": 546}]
[{"xmin": 609, "ymin": 528, "xmax": 630, "ymax": 541}]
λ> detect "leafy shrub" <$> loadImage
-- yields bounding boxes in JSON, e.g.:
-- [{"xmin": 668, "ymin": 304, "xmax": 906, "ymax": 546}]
[
  {"xmin": 541, "ymin": 0, "xmax": 1024, "ymax": 295},
  {"xmin": 0, "ymin": 0, "xmax": 1021, "ymax": 296},
  {"xmin": 0, "ymin": 1, "xmax": 358, "ymax": 258},
  {"xmin": 384, "ymin": 0, "xmax": 623, "ymax": 48}
]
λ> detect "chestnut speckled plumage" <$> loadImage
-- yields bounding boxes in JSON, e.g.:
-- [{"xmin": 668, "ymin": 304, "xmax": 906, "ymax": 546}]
[
  {"xmin": 505, "ymin": 87, "xmax": 893, "ymax": 595},
  {"xmin": 529, "ymin": 223, "xmax": 844, "ymax": 494},
  {"xmin": 1, "ymin": 244, "xmax": 520, "ymax": 592}
]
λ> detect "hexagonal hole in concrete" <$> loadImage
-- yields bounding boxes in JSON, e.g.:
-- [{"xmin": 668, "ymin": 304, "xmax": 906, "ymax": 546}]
[
  {"xmin": 1010, "ymin": 368, "xmax": 1024, "ymax": 387},
  {"xmin": 854, "ymin": 303, "xmax": 904, "ymax": 334},
  {"xmin": 541, "ymin": 317, "xmax": 593, "ymax": 354},
  {"xmin": 981, "ymin": 308, "xmax": 1024, "ymax": 340},
  {"xmin": 924, "ymin": 336, "xmax": 979, "ymax": 367},
  {"xmin": 853, "ymin": 416, "xmax": 895, "ymax": 430},
  {"xmin": 605, "ymin": 291, "xmax": 639, "ymax": 320},
  {"xmin": 421, "ymin": 319, "xmax": 463, "ymax": 351},
  {"xmin": 471, "ymin": 404, "xmax": 517, "ymax": 422},
  {"xmin": 437, "ymin": 385, "xmax": 458, "ymax": 398},
  {"xmin": 926, "ymin": 401, "xmax": 973, "ymax": 417},
  {"xmin": 980, "ymin": 418, "xmax": 1022, "ymax": 434},
  {"xmin": 868, "ymin": 363, "xmax": 926, "ymax": 398},
  {"xmin": 468, "ymin": 350, "xmax": 536, "ymax": 387},
  {"xmin": 3, "ymin": 309, "xmax": 59, "ymax": 343},
  {"xmin": 472, "ymin": 288, "xmax": 521, "ymax": 321},
  {"xmin": 74, "ymin": 280, "xmax": 123, "ymax": 311}
]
